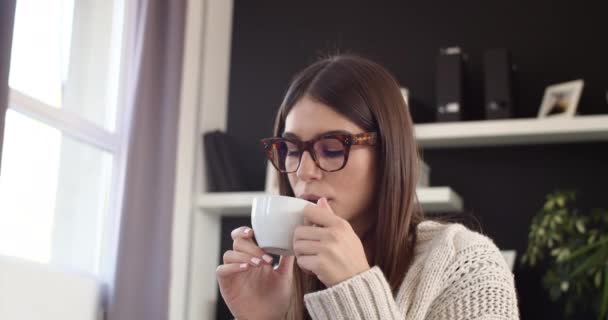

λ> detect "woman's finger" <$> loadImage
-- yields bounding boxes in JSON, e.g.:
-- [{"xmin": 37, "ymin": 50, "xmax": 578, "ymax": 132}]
[
  {"xmin": 216, "ymin": 263, "xmax": 249, "ymax": 279},
  {"xmin": 233, "ymin": 237, "xmax": 271, "ymax": 263},
  {"xmin": 302, "ymin": 204, "xmax": 337, "ymax": 227},
  {"xmin": 231, "ymin": 226, "xmax": 255, "ymax": 240},
  {"xmin": 293, "ymin": 225, "xmax": 327, "ymax": 241},
  {"xmin": 223, "ymin": 250, "xmax": 266, "ymax": 267},
  {"xmin": 229, "ymin": 226, "xmax": 274, "ymax": 265},
  {"xmin": 293, "ymin": 239, "xmax": 322, "ymax": 256}
]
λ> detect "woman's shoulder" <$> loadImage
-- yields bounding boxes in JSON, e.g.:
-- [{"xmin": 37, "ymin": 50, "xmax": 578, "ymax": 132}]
[
  {"xmin": 413, "ymin": 219, "xmax": 513, "ymax": 278},
  {"xmin": 415, "ymin": 219, "xmax": 505, "ymax": 260},
  {"xmin": 411, "ymin": 220, "xmax": 519, "ymax": 319}
]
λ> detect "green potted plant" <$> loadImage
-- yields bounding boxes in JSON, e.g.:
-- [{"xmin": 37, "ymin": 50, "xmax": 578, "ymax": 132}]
[{"xmin": 522, "ymin": 190, "xmax": 608, "ymax": 319}]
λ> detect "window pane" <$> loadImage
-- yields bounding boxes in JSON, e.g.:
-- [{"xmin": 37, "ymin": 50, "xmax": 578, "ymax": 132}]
[
  {"xmin": 0, "ymin": 110, "xmax": 113, "ymax": 274},
  {"xmin": 9, "ymin": 0, "xmax": 71, "ymax": 108},
  {"xmin": 9, "ymin": 0, "xmax": 124, "ymax": 132}
]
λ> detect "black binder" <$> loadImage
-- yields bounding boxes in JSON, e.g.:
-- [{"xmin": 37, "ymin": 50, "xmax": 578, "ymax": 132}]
[{"xmin": 203, "ymin": 131, "xmax": 245, "ymax": 192}]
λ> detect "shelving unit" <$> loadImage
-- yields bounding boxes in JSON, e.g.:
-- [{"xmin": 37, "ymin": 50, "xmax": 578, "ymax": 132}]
[
  {"xmin": 415, "ymin": 115, "xmax": 608, "ymax": 148},
  {"xmin": 197, "ymin": 187, "xmax": 463, "ymax": 216}
]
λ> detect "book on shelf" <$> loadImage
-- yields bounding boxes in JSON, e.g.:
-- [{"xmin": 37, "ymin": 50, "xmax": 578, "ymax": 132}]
[{"xmin": 203, "ymin": 130, "xmax": 245, "ymax": 192}]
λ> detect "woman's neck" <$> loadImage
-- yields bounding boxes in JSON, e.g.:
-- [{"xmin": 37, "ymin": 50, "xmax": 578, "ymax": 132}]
[
  {"xmin": 362, "ymin": 230, "xmax": 376, "ymax": 266},
  {"xmin": 350, "ymin": 213, "xmax": 376, "ymax": 266}
]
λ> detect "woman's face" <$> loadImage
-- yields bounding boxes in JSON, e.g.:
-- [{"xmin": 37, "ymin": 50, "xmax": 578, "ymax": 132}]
[{"xmin": 284, "ymin": 96, "xmax": 378, "ymax": 235}]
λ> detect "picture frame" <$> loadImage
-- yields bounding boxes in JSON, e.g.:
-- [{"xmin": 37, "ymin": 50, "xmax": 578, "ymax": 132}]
[
  {"xmin": 400, "ymin": 87, "xmax": 409, "ymax": 106},
  {"xmin": 264, "ymin": 161, "xmax": 279, "ymax": 195},
  {"xmin": 537, "ymin": 79, "xmax": 584, "ymax": 118}
]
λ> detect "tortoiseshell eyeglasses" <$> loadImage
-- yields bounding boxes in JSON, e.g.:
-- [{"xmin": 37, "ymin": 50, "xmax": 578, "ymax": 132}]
[{"xmin": 260, "ymin": 132, "xmax": 378, "ymax": 173}]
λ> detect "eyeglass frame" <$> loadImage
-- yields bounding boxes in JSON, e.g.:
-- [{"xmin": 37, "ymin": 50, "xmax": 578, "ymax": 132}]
[{"xmin": 260, "ymin": 131, "xmax": 378, "ymax": 173}]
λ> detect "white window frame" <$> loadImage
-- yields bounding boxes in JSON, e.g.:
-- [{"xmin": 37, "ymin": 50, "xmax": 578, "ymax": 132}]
[{"xmin": 4, "ymin": 0, "xmax": 136, "ymax": 297}]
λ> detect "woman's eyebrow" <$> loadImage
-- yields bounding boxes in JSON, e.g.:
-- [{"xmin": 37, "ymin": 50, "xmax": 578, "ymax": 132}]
[
  {"xmin": 281, "ymin": 132, "xmax": 300, "ymax": 139},
  {"xmin": 281, "ymin": 130, "xmax": 352, "ymax": 140}
]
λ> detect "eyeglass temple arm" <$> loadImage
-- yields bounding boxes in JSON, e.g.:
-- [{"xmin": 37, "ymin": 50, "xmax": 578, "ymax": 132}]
[{"xmin": 352, "ymin": 132, "xmax": 377, "ymax": 145}]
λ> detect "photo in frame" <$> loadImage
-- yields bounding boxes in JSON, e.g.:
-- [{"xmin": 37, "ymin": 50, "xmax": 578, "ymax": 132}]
[{"xmin": 537, "ymin": 80, "xmax": 584, "ymax": 118}]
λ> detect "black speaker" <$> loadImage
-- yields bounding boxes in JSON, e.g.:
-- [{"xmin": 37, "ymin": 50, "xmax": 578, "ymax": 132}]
[
  {"xmin": 435, "ymin": 47, "xmax": 468, "ymax": 122},
  {"xmin": 483, "ymin": 49, "xmax": 516, "ymax": 119}
]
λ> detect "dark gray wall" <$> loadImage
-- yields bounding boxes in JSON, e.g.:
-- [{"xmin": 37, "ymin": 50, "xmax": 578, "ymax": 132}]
[{"xmin": 218, "ymin": 1, "xmax": 608, "ymax": 319}]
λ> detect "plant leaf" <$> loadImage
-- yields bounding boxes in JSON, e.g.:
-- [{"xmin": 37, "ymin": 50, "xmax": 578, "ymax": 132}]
[
  {"xmin": 600, "ymin": 266, "xmax": 608, "ymax": 320},
  {"xmin": 563, "ymin": 238, "xmax": 608, "ymax": 262},
  {"xmin": 589, "ymin": 233, "xmax": 597, "ymax": 245},
  {"xmin": 556, "ymin": 196, "xmax": 566, "ymax": 208},
  {"xmin": 557, "ymin": 248, "xmax": 571, "ymax": 263},
  {"xmin": 571, "ymin": 248, "xmax": 608, "ymax": 278},
  {"xmin": 576, "ymin": 220, "xmax": 586, "ymax": 233}
]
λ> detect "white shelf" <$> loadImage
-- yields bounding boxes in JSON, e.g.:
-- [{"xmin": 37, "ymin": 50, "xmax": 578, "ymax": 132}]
[
  {"xmin": 414, "ymin": 115, "xmax": 608, "ymax": 148},
  {"xmin": 197, "ymin": 187, "xmax": 463, "ymax": 216}
]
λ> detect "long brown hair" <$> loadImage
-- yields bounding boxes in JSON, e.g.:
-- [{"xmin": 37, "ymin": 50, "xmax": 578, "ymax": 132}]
[{"xmin": 272, "ymin": 54, "xmax": 424, "ymax": 319}]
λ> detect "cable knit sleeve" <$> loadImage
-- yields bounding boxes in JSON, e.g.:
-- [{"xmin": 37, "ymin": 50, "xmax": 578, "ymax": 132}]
[
  {"xmin": 303, "ymin": 266, "xmax": 403, "ymax": 320},
  {"xmin": 302, "ymin": 222, "xmax": 520, "ymax": 320},
  {"xmin": 425, "ymin": 231, "xmax": 520, "ymax": 320}
]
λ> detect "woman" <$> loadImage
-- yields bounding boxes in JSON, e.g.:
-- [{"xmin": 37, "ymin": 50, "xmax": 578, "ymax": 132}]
[{"xmin": 216, "ymin": 55, "xmax": 519, "ymax": 320}]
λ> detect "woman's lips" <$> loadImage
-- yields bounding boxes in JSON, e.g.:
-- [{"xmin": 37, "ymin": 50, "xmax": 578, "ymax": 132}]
[{"xmin": 298, "ymin": 194, "xmax": 332, "ymax": 203}]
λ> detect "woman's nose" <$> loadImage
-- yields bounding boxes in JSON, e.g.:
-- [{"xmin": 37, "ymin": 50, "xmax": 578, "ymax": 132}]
[{"xmin": 296, "ymin": 151, "xmax": 322, "ymax": 181}]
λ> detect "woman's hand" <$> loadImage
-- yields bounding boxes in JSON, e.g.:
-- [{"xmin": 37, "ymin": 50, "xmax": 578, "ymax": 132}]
[
  {"xmin": 293, "ymin": 198, "xmax": 371, "ymax": 287},
  {"xmin": 216, "ymin": 226, "xmax": 294, "ymax": 320}
]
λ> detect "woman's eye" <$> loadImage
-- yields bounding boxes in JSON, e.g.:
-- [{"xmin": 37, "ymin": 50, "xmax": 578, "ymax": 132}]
[
  {"xmin": 321, "ymin": 149, "xmax": 344, "ymax": 158},
  {"xmin": 286, "ymin": 150, "xmax": 301, "ymax": 157}
]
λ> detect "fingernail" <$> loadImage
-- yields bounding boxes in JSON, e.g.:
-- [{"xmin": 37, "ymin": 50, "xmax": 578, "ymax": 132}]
[
  {"xmin": 243, "ymin": 228, "xmax": 250, "ymax": 234},
  {"xmin": 250, "ymin": 257, "xmax": 261, "ymax": 265},
  {"xmin": 262, "ymin": 254, "xmax": 273, "ymax": 264},
  {"xmin": 239, "ymin": 263, "xmax": 248, "ymax": 269}
]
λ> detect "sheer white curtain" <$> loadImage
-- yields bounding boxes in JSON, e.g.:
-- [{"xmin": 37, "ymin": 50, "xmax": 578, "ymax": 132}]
[{"xmin": 107, "ymin": 0, "xmax": 186, "ymax": 319}]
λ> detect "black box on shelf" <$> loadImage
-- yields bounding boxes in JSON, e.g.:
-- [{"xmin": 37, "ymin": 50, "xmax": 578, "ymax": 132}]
[
  {"xmin": 435, "ymin": 47, "xmax": 469, "ymax": 122},
  {"xmin": 483, "ymin": 49, "xmax": 517, "ymax": 119}
]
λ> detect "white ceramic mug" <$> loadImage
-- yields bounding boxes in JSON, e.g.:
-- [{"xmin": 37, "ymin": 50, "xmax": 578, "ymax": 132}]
[{"xmin": 251, "ymin": 195, "xmax": 312, "ymax": 256}]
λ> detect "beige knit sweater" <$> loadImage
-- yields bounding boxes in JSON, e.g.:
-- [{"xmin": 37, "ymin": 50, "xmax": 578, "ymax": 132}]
[{"xmin": 303, "ymin": 220, "xmax": 520, "ymax": 319}]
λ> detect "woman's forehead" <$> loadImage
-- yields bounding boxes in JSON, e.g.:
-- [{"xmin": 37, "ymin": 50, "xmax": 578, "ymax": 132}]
[{"xmin": 284, "ymin": 97, "xmax": 363, "ymax": 139}]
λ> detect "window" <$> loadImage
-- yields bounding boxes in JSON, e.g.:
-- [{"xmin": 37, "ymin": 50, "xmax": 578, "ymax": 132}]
[{"xmin": 0, "ymin": 0, "xmax": 131, "ymax": 276}]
